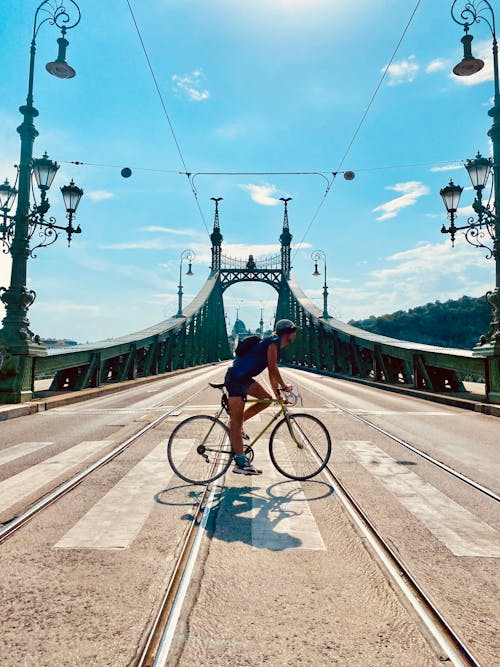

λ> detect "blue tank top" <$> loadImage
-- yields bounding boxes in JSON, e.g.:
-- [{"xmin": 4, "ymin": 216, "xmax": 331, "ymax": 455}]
[{"xmin": 229, "ymin": 334, "xmax": 281, "ymax": 382}]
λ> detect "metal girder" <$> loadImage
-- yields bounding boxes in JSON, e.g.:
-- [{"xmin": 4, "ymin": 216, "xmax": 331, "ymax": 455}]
[
  {"xmin": 276, "ymin": 276, "xmax": 493, "ymax": 398},
  {"xmin": 219, "ymin": 269, "xmax": 282, "ymax": 293}
]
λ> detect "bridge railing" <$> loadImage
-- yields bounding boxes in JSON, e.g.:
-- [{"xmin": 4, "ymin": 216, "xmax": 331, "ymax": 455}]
[
  {"xmin": 34, "ymin": 274, "xmax": 231, "ymax": 392},
  {"xmin": 220, "ymin": 254, "xmax": 281, "ymax": 270},
  {"xmin": 277, "ymin": 277, "xmax": 495, "ymax": 398}
]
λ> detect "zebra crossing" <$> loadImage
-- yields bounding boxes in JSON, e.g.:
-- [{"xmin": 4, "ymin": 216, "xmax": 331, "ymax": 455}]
[{"xmin": 1, "ymin": 430, "xmax": 499, "ymax": 556}]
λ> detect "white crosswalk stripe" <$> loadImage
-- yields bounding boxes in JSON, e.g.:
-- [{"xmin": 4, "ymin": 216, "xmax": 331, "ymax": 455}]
[
  {"xmin": 0, "ymin": 440, "xmax": 114, "ymax": 517},
  {"xmin": 0, "ymin": 441, "xmax": 53, "ymax": 467},
  {"xmin": 248, "ymin": 443, "xmax": 325, "ymax": 551},
  {"xmin": 344, "ymin": 440, "xmax": 500, "ymax": 557},
  {"xmin": 55, "ymin": 439, "xmax": 194, "ymax": 550}
]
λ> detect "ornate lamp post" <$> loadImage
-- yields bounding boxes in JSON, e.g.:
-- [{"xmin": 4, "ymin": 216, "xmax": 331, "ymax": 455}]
[
  {"xmin": 441, "ymin": 1, "xmax": 499, "ymax": 358},
  {"xmin": 0, "ymin": 1, "xmax": 82, "ymax": 403},
  {"xmin": 176, "ymin": 249, "xmax": 195, "ymax": 318},
  {"xmin": 311, "ymin": 250, "xmax": 331, "ymax": 319}
]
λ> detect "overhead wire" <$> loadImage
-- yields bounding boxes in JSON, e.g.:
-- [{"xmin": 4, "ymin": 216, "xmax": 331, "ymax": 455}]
[
  {"xmin": 124, "ymin": 0, "xmax": 210, "ymax": 235},
  {"xmin": 292, "ymin": 0, "xmax": 423, "ymax": 260},
  {"xmin": 59, "ymin": 159, "xmax": 465, "ymax": 177}
]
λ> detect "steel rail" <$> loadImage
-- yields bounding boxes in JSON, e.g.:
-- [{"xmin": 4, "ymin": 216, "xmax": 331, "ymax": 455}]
[
  {"xmin": 319, "ymin": 458, "xmax": 483, "ymax": 666},
  {"xmin": 292, "ymin": 428, "xmax": 483, "ymax": 667},
  {"xmin": 137, "ymin": 393, "xmax": 482, "ymax": 667},
  {"xmin": 294, "ymin": 375, "xmax": 499, "ymax": 503},
  {"xmin": 134, "ymin": 440, "xmax": 228, "ymax": 667},
  {"xmin": 0, "ymin": 372, "xmax": 219, "ymax": 544},
  {"xmin": 328, "ymin": 399, "xmax": 500, "ymax": 503}
]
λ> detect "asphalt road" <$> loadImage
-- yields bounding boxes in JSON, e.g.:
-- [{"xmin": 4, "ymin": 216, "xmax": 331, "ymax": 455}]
[{"xmin": 0, "ymin": 365, "xmax": 498, "ymax": 666}]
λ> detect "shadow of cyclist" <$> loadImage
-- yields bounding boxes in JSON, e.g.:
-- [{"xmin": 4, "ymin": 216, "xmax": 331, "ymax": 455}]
[{"xmin": 212, "ymin": 485, "xmax": 302, "ymax": 551}]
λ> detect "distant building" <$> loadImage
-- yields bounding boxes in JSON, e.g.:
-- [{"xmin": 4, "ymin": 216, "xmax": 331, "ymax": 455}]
[{"xmin": 40, "ymin": 338, "xmax": 79, "ymax": 347}]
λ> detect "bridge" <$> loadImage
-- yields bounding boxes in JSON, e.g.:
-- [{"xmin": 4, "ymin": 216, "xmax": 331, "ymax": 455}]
[
  {"xmin": 0, "ymin": 196, "xmax": 498, "ymax": 666},
  {"xmin": 1, "ymin": 1, "xmax": 500, "ymax": 665},
  {"xmin": 0, "ymin": 196, "xmax": 498, "ymax": 406}
]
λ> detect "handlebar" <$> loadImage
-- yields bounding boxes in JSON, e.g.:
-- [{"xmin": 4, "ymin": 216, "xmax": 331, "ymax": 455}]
[{"xmin": 278, "ymin": 386, "xmax": 303, "ymax": 407}]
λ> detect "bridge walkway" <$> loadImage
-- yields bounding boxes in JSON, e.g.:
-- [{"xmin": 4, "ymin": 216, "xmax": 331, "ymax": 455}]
[{"xmin": 0, "ymin": 365, "xmax": 498, "ymax": 666}]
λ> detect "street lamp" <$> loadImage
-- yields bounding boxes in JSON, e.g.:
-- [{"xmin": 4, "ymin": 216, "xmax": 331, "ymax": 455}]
[
  {"xmin": 439, "ymin": 179, "xmax": 463, "ymax": 246},
  {"xmin": 0, "ymin": 1, "xmax": 82, "ymax": 374},
  {"xmin": 176, "ymin": 249, "xmax": 195, "ymax": 318},
  {"xmin": 441, "ymin": 0, "xmax": 500, "ymax": 352},
  {"xmin": 311, "ymin": 249, "xmax": 331, "ymax": 319}
]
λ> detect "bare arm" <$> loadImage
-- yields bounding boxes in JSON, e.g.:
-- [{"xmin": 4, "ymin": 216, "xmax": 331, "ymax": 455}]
[{"xmin": 267, "ymin": 343, "xmax": 291, "ymax": 398}]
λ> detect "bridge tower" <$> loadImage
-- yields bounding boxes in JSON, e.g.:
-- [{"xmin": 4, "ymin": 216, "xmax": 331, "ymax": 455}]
[
  {"xmin": 210, "ymin": 197, "xmax": 223, "ymax": 272},
  {"xmin": 279, "ymin": 197, "xmax": 293, "ymax": 279}
]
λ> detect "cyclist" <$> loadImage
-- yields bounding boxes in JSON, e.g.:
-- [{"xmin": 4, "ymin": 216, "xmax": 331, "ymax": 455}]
[{"xmin": 224, "ymin": 318, "xmax": 298, "ymax": 475}]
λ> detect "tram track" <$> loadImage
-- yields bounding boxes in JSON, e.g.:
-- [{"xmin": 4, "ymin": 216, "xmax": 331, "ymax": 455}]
[
  {"xmin": 291, "ymin": 372, "xmax": 499, "ymax": 503},
  {"xmin": 0, "ymin": 369, "xmax": 223, "ymax": 544},
  {"xmin": 318, "ymin": 459, "xmax": 483, "ymax": 667},
  {"xmin": 134, "ymin": 407, "xmax": 483, "ymax": 667}
]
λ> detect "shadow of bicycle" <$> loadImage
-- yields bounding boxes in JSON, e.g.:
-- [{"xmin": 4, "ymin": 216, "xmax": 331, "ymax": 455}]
[{"xmin": 156, "ymin": 479, "xmax": 334, "ymax": 552}]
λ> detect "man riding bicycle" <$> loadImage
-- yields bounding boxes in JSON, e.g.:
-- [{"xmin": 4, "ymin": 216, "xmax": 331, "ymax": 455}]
[{"xmin": 224, "ymin": 319, "xmax": 298, "ymax": 475}]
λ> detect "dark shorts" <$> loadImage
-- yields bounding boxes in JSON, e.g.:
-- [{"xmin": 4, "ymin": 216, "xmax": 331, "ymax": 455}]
[{"xmin": 224, "ymin": 370, "xmax": 255, "ymax": 399}]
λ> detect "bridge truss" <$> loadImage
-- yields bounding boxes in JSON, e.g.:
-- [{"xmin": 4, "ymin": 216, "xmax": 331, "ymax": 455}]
[{"xmin": 0, "ymin": 198, "xmax": 498, "ymax": 403}]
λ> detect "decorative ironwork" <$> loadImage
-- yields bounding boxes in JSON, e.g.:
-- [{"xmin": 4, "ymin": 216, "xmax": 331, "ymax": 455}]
[
  {"xmin": 451, "ymin": 0, "xmax": 496, "ymax": 37},
  {"xmin": 220, "ymin": 254, "xmax": 282, "ymax": 270},
  {"xmin": 34, "ymin": 1, "xmax": 82, "ymax": 38}
]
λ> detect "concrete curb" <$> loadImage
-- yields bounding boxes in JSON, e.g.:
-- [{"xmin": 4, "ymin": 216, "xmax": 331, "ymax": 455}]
[
  {"xmin": 283, "ymin": 364, "xmax": 500, "ymax": 418},
  {"xmin": 0, "ymin": 363, "xmax": 220, "ymax": 423}
]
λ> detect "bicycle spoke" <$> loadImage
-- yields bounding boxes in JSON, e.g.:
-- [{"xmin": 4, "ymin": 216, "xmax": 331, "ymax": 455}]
[
  {"xmin": 269, "ymin": 414, "xmax": 331, "ymax": 481},
  {"xmin": 168, "ymin": 416, "xmax": 232, "ymax": 485}
]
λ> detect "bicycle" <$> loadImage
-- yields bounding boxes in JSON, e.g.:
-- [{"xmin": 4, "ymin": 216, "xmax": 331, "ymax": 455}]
[{"xmin": 167, "ymin": 382, "xmax": 332, "ymax": 485}]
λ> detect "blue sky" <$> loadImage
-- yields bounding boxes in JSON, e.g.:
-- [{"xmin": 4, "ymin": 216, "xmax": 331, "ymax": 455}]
[{"xmin": 0, "ymin": 0, "xmax": 497, "ymax": 341}]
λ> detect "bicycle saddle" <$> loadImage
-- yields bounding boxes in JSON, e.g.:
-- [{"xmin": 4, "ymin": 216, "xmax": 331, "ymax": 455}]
[{"xmin": 209, "ymin": 382, "xmax": 226, "ymax": 389}]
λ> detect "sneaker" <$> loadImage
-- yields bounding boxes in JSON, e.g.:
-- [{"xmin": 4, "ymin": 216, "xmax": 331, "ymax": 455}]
[{"xmin": 233, "ymin": 462, "xmax": 262, "ymax": 475}]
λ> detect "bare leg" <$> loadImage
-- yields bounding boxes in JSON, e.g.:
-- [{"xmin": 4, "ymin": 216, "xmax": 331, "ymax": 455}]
[
  {"xmin": 228, "ymin": 396, "xmax": 245, "ymax": 455},
  {"xmin": 244, "ymin": 381, "xmax": 273, "ymax": 422}
]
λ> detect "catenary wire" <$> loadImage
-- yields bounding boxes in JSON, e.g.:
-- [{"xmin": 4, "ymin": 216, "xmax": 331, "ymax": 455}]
[
  {"xmin": 124, "ymin": 0, "xmax": 210, "ymax": 235},
  {"xmin": 58, "ymin": 159, "xmax": 465, "ymax": 177},
  {"xmin": 292, "ymin": 0, "xmax": 423, "ymax": 260}
]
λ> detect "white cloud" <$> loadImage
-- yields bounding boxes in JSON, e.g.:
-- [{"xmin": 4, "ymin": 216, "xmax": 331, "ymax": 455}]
[
  {"xmin": 331, "ymin": 237, "xmax": 492, "ymax": 322},
  {"xmin": 452, "ymin": 40, "xmax": 494, "ymax": 86},
  {"xmin": 384, "ymin": 55, "xmax": 419, "ymax": 85},
  {"xmin": 239, "ymin": 183, "xmax": 281, "ymax": 206},
  {"xmin": 426, "ymin": 58, "xmax": 448, "ymax": 73},
  {"xmin": 87, "ymin": 190, "xmax": 114, "ymax": 202},
  {"xmin": 430, "ymin": 163, "xmax": 462, "ymax": 172},
  {"xmin": 373, "ymin": 181, "xmax": 430, "ymax": 221},
  {"xmin": 215, "ymin": 122, "xmax": 247, "ymax": 140},
  {"xmin": 172, "ymin": 69, "xmax": 210, "ymax": 101},
  {"xmin": 141, "ymin": 225, "xmax": 204, "ymax": 238},
  {"xmin": 101, "ymin": 239, "xmax": 168, "ymax": 250}
]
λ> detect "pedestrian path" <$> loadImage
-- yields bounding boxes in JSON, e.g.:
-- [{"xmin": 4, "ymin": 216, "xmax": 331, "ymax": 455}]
[
  {"xmin": 247, "ymin": 444, "xmax": 326, "ymax": 551},
  {"xmin": 344, "ymin": 440, "xmax": 500, "ymax": 557},
  {"xmin": 0, "ymin": 440, "xmax": 114, "ymax": 516},
  {"xmin": 55, "ymin": 439, "xmax": 193, "ymax": 550},
  {"xmin": 0, "ymin": 441, "xmax": 53, "ymax": 467}
]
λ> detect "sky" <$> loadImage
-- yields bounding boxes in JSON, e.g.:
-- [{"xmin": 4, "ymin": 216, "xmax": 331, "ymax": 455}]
[{"xmin": 0, "ymin": 0, "xmax": 497, "ymax": 341}]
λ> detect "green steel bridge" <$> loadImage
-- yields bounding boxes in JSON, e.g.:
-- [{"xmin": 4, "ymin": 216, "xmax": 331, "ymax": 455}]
[{"xmin": 0, "ymin": 200, "xmax": 499, "ymax": 405}]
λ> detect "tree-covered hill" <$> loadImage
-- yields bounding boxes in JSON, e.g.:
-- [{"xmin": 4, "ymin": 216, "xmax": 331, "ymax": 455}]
[{"xmin": 349, "ymin": 295, "xmax": 491, "ymax": 350}]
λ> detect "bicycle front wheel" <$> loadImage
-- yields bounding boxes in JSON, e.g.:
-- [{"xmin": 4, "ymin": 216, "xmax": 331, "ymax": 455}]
[
  {"xmin": 167, "ymin": 415, "xmax": 232, "ymax": 485},
  {"xmin": 269, "ymin": 413, "xmax": 331, "ymax": 481}
]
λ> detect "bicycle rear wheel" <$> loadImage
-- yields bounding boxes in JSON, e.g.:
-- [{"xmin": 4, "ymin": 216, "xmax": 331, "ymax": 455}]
[
  {"xmin": 167, "ymin": 415, "xmax": 232, "ymax": 485},
  {"xmin": 269, "ymin": 413, "xmax": 331, "ymax": 480}
]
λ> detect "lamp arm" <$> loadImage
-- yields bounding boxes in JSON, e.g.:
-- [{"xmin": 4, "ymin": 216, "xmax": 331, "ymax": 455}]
[{"xmin": 33, "ymin": 1, "xmax": 82, "ymax": 39}]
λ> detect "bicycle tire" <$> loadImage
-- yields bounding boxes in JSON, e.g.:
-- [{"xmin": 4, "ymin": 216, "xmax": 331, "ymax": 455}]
[
  {"xmin": 269, "ymin": 413, "xmax": 331, "ymax": 481},
  {"xmin": 167, "ymin": 415, "xmax": 232, "ymax": 485}
]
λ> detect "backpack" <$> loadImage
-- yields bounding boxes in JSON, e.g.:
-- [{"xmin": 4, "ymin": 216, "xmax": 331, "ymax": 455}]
[{"xmin": 235, "ymin": 335, "xmax": 261, "ymax": 357}]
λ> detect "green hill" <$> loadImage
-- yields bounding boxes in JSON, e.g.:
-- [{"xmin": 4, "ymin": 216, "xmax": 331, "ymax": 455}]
[{"xmin": 349, "ymin": 295, "xmax": 491, "ymax": 350}]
